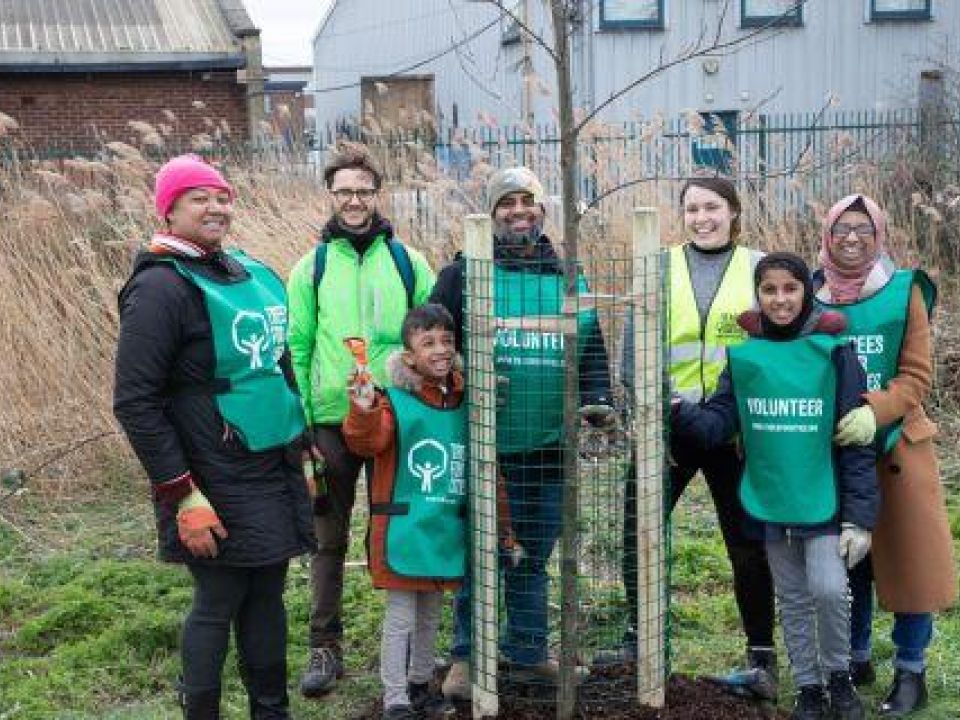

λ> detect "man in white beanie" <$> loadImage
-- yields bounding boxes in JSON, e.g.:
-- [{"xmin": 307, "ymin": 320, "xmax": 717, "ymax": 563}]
[{"xmin": 429, "ymin": 166, "xmax": 612, "ymax": 699}]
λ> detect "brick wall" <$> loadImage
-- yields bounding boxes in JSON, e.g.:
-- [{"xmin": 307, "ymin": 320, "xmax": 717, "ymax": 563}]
[{"xmin": 0, "ymin": 71, "xmax": 249, "ymax": 154}]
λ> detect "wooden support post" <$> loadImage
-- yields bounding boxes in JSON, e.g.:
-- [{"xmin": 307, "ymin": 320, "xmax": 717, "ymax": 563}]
[
  {"xmin": 464, "ymin": 214, "xmax": 499, "ymax": 719},
  {"xmin": 632, "ymin": 207, "xmax": 666, "ymax": 708}
]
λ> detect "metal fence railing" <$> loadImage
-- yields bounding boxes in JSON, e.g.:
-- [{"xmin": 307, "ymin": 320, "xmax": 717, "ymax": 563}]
[{"xmin": 314, "ymin": 108, "xmax": 951, "ymax": 209}]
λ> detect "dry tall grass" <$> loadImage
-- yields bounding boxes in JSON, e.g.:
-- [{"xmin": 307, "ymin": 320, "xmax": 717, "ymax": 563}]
[{"xmin": 1, "ymin": 111, "xmax": 958, "ymax": 495}]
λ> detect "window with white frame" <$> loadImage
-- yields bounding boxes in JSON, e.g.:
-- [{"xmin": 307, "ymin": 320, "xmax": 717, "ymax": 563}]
[
  {"xmin": 870, "ymin": 0, "xmax": 931, "ymax": 20},
  {"xmin": 740, "ymin": 0, "xmax": 802, "ymax": 28},
  {"xmin": 599, "ymin": 0, "xmax": 664, "ymax": 29}
]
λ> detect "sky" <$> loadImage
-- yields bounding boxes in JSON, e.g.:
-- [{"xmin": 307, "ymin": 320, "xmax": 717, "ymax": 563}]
[{"xmin": 242, "ymin": 0, "xmax": 332, "ymax": 67}]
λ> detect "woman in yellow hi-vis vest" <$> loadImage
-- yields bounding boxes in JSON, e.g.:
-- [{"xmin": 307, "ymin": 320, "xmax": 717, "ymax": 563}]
[{"xmin": 618, "ymin": 177, "xmax": 776, "ymax": 698}]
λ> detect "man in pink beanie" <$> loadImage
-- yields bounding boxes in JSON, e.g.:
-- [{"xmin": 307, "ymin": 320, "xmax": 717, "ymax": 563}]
[{"xmin": 154, "ymin": 154, "xmax": 234, "ymax": 222}]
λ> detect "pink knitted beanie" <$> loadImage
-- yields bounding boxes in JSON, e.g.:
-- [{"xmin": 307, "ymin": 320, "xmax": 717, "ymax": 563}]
[{"xmin": 154, "ymin": 154, "xmax": 233, "ymax": 220}]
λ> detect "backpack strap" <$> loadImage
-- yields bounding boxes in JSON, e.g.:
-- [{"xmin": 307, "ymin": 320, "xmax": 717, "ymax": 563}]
[
  {"xmin": 312, "ymin": 242, "xmax": 329, "ymax": 292},
  {"xmin": 312, "ymin": 238, "xmax": 416, "ymax": 310},
  {"xmin": 385, "ymin": 238, "xmax": 416, "ymax": 310}
]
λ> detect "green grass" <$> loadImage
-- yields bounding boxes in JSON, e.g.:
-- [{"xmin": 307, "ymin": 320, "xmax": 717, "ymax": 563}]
[
  {"xmin": 1, "ymin": 472, "xmax": 958, "ymax": 719},
  {"xmin": 669, "ymin": 485, "xmax": 960, "ymax": 720}
]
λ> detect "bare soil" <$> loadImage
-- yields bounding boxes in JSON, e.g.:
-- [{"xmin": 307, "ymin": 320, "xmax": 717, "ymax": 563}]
[{"xmin": 356, "ymin": 666, "xmax": 790, "ymax": 719}]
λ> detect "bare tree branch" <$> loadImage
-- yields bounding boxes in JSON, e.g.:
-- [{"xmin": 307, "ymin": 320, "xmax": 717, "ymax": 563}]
[
  {"xmin": 576, "ymin": 0, "xmax": 808, "ymax": 132},
  {"xmin": 483, "ymin": 0, "xmax": 560, "ymax": 63}
]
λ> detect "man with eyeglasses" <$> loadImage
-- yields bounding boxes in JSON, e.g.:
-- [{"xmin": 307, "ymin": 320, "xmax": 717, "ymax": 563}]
[{"xmin": 286, "ymin": 144, "xmax": 436, "ymax": 697}]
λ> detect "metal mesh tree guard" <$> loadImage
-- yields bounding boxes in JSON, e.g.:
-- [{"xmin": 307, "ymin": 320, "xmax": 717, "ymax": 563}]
[{"xmin": 461, "ymin": 210, "xmax": 667, "ymax": 719}]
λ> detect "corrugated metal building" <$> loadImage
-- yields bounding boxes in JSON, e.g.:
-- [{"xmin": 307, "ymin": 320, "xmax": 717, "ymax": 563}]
[
  {"xmin": 311, "ymin": 0, "xmax": 523, "ymax": 136},
  {"xmin": 311, "ymin": 0, "xmax": 959, "ymax": 131},
  {"xmin": 0, "ymin": 0, "xmax": 265, "ymax": 152}
]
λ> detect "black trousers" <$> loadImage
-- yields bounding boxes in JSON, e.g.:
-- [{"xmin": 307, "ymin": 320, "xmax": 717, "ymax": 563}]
[
  {"xmin": 182, "ymin": 562, "xmax": 289, "ymax": 694},
  {"xmin": 623, "ymin": 441, "xmax": 775, "ymax": 649}
]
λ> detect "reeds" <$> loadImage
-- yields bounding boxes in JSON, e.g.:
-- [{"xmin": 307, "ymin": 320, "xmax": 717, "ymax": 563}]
[{"xmin": 1, "ymin": 106, "xmax": 957, "ymax": 493}]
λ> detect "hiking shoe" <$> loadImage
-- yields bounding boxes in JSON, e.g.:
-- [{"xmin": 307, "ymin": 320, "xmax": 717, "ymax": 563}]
[
  {"xmin": 504, "ymin": 658, "xmax": 588, "ymax": 684},
  {"xmin": 299, "ymin": 645, "xmax": 343, "ymax": 697},
  {"xmin": 849, "ymin": 660, "xmax": 875, "ymax": 687},
  {"xmin": 791, "ymin": 685, "xmax": 827, "ymax": 720},
  {"xmin": 878, "ymin": 668, "xmax": 927, "ymax": 717},
  {"xmin": 828, "ymin": 670, "xmax": 865, "ymax": 720},
  {"xmin": 409, "ymin": 682, "xmax": 456, "ymax": 718},
  {"xmin": 382, "ymin": 704, "xmax": 418, "ymax": 720},
  {"xmin": 704, "ymin": 647, "xmax": 778, "ymax": 702},
  {"xmin": 592, "ymin": 636, "xmax": 638, "ymax": 665},
  {"xmin": 441, "ymin": 661, "xmax": 471, "ymax": 702}
]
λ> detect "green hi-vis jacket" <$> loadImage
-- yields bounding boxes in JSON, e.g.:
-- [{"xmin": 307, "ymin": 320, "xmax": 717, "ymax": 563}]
[
  {"xmin": 161, "ymin": 249, "xmax": 305, "ymax": 451},
  {"xmin": 286, "ymin": 235, "xmax": 435, "ymax": 425},
  {"xmin": 728, "ymin": 334, "xmax": 845, "ymax": 525}
]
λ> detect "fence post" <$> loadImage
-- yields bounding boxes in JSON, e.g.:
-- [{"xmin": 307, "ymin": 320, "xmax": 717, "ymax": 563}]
[
  {"xmin": 464, "ymin": 214, "xmax": 499, "ymax": 720},
  {"xmin": 632, "ymin": 207, "xmax": 666, "ymax": 708},
  {"xmin": 919, "ymin": 70, "xmax": 946, "ymax": 166}
]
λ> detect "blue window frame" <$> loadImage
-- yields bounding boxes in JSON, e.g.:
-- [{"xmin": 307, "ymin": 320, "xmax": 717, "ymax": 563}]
[
  {"xmin": 599, "ymin": 0, "xmax": 664, "ymax": 29},
  {"xmin": 870, "ymin": 0, "xmax": 931, "ymax": 21},
  {"xmin": 740, "ymin": 0, "xmax": 802, "ymax": 28},
  {"xmin": 692, "ymin": 111, "xmax": 738, "ymax": 173}
]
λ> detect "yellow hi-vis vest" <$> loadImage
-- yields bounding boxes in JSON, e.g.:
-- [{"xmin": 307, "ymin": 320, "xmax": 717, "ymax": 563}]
[{"xmin": 669, "ymin": 244, "xmax": 761, "ymax": 402}]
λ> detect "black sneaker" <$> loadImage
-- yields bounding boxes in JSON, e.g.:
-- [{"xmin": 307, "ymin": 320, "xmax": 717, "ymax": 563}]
[
  {"xmin": 592, "ymin": 640, "xmax": 638, "ymax": 666},
  {"xmin": 791, "ymin": 685, "xmax": 827, "ymax": 720},
  {"xmin": 299, "ymin": 645, "xmax": 344, "ymax": 697},
  {"xmin": 849, "ymin": 660, "xmax": 875, "ymax": 687},
  {"xmin": 382, "ymin": 704, "xmax": 418, "ymax": 720},
  {"xmin": 878, "ymin": 668, "xmax": 927, "ymax": 717},
  {"xmin": 409, "ymin": 682, "xmax": 456, "ymax": 718},
  {"xmin": 746, "ymin": 646, "xmax": 779, "ymax": 701},
  {"xmin": 828, "ymin": 670, "xmax": 865, "ymax": 720}
]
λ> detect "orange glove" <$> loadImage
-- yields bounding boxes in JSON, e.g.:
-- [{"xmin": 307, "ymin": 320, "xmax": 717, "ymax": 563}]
[
  {"xmin": 302, "ymin": 455, "xmax": 318, "ymax": 499},
  {"xmin": 177, "ymin": 488, "xmax": 228, "ymax": 558}
]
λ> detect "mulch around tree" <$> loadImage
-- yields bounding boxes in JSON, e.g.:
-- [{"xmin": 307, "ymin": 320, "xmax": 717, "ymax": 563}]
[{"xmin": 355, "ymin": 664, "xmax": 790, "ymax": 719}]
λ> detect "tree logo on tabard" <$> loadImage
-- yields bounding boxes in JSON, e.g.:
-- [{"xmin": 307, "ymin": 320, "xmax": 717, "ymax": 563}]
[
  {"xmin": 232, "ymin": 310, "xmax": 273, "ymax": 370},
  {"xmin": 408, "ymin": 439, "xmax": 448, "ymax": 494}
]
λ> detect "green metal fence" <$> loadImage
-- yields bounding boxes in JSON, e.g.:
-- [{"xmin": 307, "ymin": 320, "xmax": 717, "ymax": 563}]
[{"xmin": 317, "ymin": 108, "xmax": 948, "ymax": 204}]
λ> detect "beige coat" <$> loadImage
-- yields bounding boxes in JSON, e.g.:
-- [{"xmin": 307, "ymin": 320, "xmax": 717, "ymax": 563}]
[{"xmin": 864, "ymin": 286, "xmax": 957, "ymax": 612}]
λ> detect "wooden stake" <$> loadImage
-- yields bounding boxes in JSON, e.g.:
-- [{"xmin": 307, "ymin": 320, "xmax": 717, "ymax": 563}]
[
  {"xmin": 632, "ymin": 207, "xmax": 666, "ymax": 708},
  {"xmin": 464, "ymin": 214, "xmax": 499, "ymax": 719}
]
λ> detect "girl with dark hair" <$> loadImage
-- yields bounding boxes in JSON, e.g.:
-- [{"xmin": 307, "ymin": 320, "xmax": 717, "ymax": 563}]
[{"xmin": 672, "ymin": 252, "xmax": 878, "ymax": 720}]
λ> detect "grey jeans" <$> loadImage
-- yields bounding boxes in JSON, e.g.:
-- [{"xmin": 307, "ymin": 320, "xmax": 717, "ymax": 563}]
[
  {"xmin": 766, "ymin": 533, "xmax": 850, "ymax": 687},
  {"xmin": 381, "ymin": 589, "xmax": 443, "ymax": 709}
]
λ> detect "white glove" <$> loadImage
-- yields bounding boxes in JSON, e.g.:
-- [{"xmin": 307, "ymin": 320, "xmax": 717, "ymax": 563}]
[
  {"xmin": 837, "ymin": 523, "xmax": 872, "ymax": 569},
  {"xmin": 833, "ymin": 405, "xmax": 876, "ymax": 446}
]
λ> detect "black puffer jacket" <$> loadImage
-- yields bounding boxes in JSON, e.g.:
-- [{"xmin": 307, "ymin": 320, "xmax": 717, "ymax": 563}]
[{"xmin": 113, "ymin": 249, "xmax": 316, "ymax": 566}]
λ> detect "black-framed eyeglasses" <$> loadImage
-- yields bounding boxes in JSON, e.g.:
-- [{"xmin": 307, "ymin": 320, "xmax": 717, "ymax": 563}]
[
  {"xmin": 831, "ymin": 223, "xmax": 875, "ymax": 239},
  {"xmin": 331, "ymin": 188, "xmax": 377, "ymax": 203}
]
